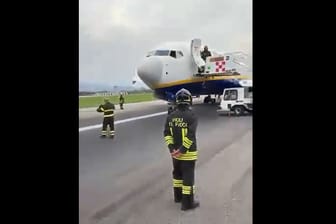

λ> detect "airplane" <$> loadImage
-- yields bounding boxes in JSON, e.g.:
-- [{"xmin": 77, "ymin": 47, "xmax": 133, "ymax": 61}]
[{"xmin": 135, "ymin": 38, "xmax": 251, "ymax": 104}]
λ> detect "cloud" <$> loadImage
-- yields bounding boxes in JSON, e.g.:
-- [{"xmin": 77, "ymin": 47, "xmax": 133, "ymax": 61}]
[{"xmin": 80, "ymin": 0, "xmax": 252, "ymax": 85}]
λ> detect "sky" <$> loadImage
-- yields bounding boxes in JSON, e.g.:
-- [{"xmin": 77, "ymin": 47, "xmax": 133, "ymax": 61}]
[{"xmin": 79, "ymin": 0, "xmax": 252, "ymax": 86}]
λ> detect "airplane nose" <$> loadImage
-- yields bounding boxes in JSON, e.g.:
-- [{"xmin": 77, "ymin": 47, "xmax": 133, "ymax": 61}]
[{"xmin": 137, "ymin": 57, "xmax": 163, "ymax": 86}]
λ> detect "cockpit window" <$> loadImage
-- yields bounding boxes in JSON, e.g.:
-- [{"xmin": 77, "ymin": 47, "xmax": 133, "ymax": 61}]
[
  {"xmin": 154, "ymin": 50, "xmax": 170, "ymax": 56},
  {"xmin": 169, "ymin": 51, "xmax": 176, "ymax": 58},
  {"xmin": 147, "ymin": 50, "xmax": 183, "ymax": 58},
  {"xmin": 169, "ymin": 50, "xmax": 183, "ymax": 59}
]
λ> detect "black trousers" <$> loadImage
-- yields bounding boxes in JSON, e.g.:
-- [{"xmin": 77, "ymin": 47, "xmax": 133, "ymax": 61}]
[
  {"xmin": 172, "ymin": 159, "xmax": 196, "ymax": 197},
  {"xmin": 101, "ymin": 117, "xmax": 114, "ymax": 136}
]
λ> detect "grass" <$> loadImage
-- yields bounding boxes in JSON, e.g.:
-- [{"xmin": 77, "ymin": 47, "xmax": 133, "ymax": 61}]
[{"xmin": 79, "ymin": 92, "xmax": 156, "ymax": 108}]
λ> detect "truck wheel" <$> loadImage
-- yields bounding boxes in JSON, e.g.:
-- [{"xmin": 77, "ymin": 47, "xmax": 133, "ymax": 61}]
[{"xmin": 233, "ymin": 106, "xmax": 245, "ymax": 116}]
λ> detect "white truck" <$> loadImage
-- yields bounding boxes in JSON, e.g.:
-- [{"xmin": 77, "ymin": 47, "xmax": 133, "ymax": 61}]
[{"xmin": 217, "ymin": 80, "xmax": 253, "ymax": 116}]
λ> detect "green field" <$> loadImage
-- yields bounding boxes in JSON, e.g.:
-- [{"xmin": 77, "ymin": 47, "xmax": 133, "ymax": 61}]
[{"xmin": 79, "ymin": 92, "xmax": 156, "ymax": 108}]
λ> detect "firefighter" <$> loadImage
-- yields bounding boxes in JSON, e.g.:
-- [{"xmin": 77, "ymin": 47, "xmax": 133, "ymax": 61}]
[
  {"xmin": 163, "ymin": 88, "xmax": 200, "ymax": 211},
  {"xmin": 97, "ymin": 97, "xmax": 115, "ymax": 138},
  {"xmin": 119, "ymin": 93, "xmax": 125, "ymax": 110},
  {"xmin": 201, "ymin": 45, "xmax": 212, "ymax": 62},
  {"xmin": 199, "ymin": 45, "xmax": 212, "ymax": 73}
]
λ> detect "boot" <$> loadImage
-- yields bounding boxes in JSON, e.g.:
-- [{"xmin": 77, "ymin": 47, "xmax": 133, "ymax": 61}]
[
  {"xmin": 174, "ymin": 187, "xmax": 182, "ymax": 203},
  {"xmin": 181, "ymin": 194, "xmax": 200, "ymax": 211}
]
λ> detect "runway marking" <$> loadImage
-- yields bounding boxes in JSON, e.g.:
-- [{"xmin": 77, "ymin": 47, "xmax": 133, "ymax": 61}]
[{"xmin": 79, "ymin": 111, "xmax": 167, "ymax": 132}]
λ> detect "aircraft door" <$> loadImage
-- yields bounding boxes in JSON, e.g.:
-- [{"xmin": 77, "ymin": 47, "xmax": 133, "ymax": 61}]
[{"xmin": 191, "ymin": 39, "xmax": 205, "ymax": 68}]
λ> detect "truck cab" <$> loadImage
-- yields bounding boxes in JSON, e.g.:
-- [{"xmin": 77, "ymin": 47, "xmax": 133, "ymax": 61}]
[{"xmin": 217, "ymin": 80, "xmax": 253, "ymax": 115}]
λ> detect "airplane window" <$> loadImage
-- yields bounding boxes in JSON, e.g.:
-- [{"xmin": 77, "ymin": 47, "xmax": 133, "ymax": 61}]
[
  {"xmin": 226, "ymin": 56, "xmax": 230, "ymax": 60},
  {"xmin": 176, "ymin": 51, "xmax": 183, "ymax": 58},
  {"xmin": 154, "ymin": 50, "xmax": 170, "ymax": 56},
  {"xmin": 170, "ymin": 51, "xmax": 176, "ymax": 58}
]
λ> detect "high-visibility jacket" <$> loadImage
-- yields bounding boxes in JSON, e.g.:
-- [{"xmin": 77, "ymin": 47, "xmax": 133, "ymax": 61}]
[
  {"xmin": 97, "ymin": 102, "xmax": 115, "ymax": 117},
  {"xmin": 164, "ymin": 107, "xmax": 198, "ymax": 161}
]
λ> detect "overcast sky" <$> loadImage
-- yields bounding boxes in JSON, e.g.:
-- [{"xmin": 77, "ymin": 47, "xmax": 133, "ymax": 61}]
[{"xmin": 79, "ymin": 0, "xmax": 252, "ymax": 86}]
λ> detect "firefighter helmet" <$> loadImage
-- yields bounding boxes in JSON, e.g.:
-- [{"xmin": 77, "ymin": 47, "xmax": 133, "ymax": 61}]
[{"xmin": 175, "ymin": 88, "xmax": 192, "ymax": 105}]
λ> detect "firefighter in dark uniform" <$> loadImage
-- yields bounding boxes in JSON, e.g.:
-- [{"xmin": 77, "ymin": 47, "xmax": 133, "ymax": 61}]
[
  {"xmin": 119, "ymin": 93, "xmax": 125, "ymax": 110},
  {"xmin": 97, "ymin": 97, "xmax": 115, "ymax": 138},
  {"xmin": 201, "ymin": 45, "xmax": 211, "ymax": 62},
  {"xmin": 199, "ymin": 45, "xmax": 212, "ymax": 73},
  {"xmin": 163, "ymin": 88, "xmax": 200, "ymax": 211}
]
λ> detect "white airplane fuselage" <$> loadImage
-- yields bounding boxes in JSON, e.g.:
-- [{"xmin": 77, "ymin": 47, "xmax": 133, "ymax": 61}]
[{"xmin": 136, "ymin": 41, "xmax": 249, "ymax": 101}]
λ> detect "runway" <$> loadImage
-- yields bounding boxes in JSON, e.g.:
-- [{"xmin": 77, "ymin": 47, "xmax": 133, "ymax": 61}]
[{"xmin": 79, "ymin": 99, "xmax": 252, "ymax": 224}]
